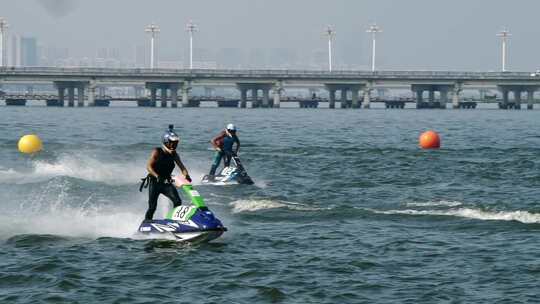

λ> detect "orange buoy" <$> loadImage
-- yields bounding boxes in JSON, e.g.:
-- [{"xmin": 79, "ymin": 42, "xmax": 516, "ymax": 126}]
[{"xmin": 419, "ymin": 131, "xmax": 441, "ymax": 149}]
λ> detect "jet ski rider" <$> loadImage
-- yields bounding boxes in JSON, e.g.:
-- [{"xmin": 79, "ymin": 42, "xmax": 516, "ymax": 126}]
[
  {"xmin": 141, "ymin": 125, "xmax": 192, "ymax": 221},
  {"xmin": 208, "ymin": 124, "xmax": 240, "ymax": 180}
]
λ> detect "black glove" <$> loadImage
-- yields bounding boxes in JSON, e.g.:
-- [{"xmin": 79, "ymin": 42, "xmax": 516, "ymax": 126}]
[{"xmin": 185, "ymin": 175, "xmax": 192, "ymax": 183}]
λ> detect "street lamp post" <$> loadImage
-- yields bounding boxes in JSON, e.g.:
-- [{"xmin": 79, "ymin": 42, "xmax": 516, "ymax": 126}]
[
  {"xmin": 0, "ymin": 17, "xmax": 9, "ymax": 67},
  {"xmin": 497, "ymin": 29, "xmax": 511, "ymax": 72},
  {"xmin": 145, "ymin": 23, "xmax": 160, "ymax": 69},
  {"xmin": 367, "ymin": 23, "xmax": 382, "ymax": 72},
  {"xmin": 324, "ymin": 25, "xmax": 336, "ymax": 72},
  {"xmin": 186, "ymin": 20, "xmax": 198, "ymax": 69}
]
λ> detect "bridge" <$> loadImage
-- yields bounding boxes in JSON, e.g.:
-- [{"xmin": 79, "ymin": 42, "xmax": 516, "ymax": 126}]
[{"xmin": 1, "ymin": 67, "xmax": 539, "ymax": 109}]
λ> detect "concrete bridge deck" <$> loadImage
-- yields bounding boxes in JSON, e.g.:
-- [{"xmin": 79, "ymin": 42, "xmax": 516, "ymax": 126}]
[
  {"xmin": 1, "ymin": 67, "xmax": 539, "ymax": 109},
  {"xmin": 2, "ymin": 67, "xmax": 540, "ymax": 83}
]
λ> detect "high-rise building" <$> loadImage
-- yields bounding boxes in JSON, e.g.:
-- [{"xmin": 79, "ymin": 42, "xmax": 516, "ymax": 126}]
[
  {"xmin": 8, "ymin": 35, "xmax": 21, "ymax": 66},
  {"xmin": 21, "ymin": 37, "xmax": 38, "ymax": 66}
]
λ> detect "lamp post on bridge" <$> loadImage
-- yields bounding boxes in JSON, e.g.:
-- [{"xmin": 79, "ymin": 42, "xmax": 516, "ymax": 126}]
[
  {"xmin": 0, "ymin": 17, "xmax": 9, "ymax": 67},
  {"xmin": 186, "ymin": 20, "xmax": 198, "ymax": 70},
  {"xmin": 145, "ymin": 23, "xmax": 160, "ymax": 69},
  {"xmin": 497, "ymin": 29, "xmax": 511, "ymax": 72},
  {"xmin": 367, "ymin": 23, "xmax": 382, "ymax": 72},
  {"xmin": 324, "ymin": 25, "xmax": 336, "ymax": 72}
]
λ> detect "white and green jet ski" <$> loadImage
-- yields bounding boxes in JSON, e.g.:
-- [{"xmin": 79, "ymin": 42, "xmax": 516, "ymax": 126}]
[{"xmin": 138, "ymin": 176, "xmax": 227, "ymax": 243}]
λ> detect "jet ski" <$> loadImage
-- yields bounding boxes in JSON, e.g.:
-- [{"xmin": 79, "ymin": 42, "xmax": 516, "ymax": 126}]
[
  {"xmin": 202, "ymin": 154, "xmax": 254, "ymax": 185},
  {"xmin": 138, "ymin": 176, "xmax": 227, "ymax": 243}
]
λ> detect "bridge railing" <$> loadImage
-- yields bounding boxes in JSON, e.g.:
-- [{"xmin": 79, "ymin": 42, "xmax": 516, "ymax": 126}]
[{"xmin": 0, "ymin": 66, "xmax": 537, "ymax": 79}]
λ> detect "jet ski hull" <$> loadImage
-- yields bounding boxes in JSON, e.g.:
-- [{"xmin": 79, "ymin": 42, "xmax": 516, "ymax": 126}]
[
  {"xmin": 138, "ymin": 219, "xmax": 226, "ymax": 243},
  {"xmin": 137, "ymin": 181, "xmax": 227, "ymax": 243}
]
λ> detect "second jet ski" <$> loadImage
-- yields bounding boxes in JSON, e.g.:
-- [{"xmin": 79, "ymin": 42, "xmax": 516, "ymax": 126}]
[{"xmin": 202, "ymin": 154, "xmax": 254, "ymax": 185}]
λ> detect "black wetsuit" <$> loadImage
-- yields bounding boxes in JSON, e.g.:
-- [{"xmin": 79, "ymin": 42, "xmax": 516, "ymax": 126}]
[{"xmin": 145, "ymin": 148, "xmax": 182, "ymax": 220}]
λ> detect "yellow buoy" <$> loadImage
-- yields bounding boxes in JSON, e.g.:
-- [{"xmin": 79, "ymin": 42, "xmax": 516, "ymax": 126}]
[{"xmin": 18, "ymin": 134, "xmax": 43, "ymax": 154}]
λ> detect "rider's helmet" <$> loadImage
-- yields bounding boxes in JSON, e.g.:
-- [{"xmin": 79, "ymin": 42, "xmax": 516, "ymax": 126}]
[
  {"xmin": 163, "ymin": 124, "xmax": 180, "ymax": 150},
  {"xmin": 226, "ymin": 123, "xmax": 237, "ymax": 134}
]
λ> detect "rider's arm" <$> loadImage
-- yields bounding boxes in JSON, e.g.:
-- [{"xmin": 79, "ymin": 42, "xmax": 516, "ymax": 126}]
[
  {"xmin": 234, "ymin": 136, "xmax": 240, "ymax": 154},
  {"xmin": 174, "ymin": 153, "xmax": 190, "ymax": 178},
  {"xmin": 211, "ymin": 131, "xmax": 225, "ymax": 150},
  {"xmin": 146, "ymin": 149, "xmax": 160, "ymax": 178}
]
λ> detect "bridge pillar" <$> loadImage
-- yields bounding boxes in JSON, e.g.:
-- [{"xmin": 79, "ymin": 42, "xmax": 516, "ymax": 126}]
[
  {"xmin": 170, "ymin": 85, "xmax": 179, "ymax": 108},
  {"xmin": 150, "ymin": 88, "xmax": 157, "ymax": 106},
  {"xmin": 514, "ymin": 90, "xmax": 522, "ymax": 109},
  {"xmin": 527, "ymin": 90, "xmax": 534, "ymax": 110},
  {"xmin": 273, "ymin": 82, "xmax": 282, "ymax": 108},
  {"xmin": 240, "ymin": 88, "xmax": 247, "ymax": 108},
  {"xmin": 452, "ymin": 84, "xmax": 462, "ymax": 109},
  {"xmin": 497, "ymin": 85, "xmax": 538, "ymax": 109},
  {"xmin": 351, "ymin": 89, "xmax": 359, "ymax": 109},
  {"xmin": 182, "ymin": 88, "xmax": 189, "ymax": 107},
  {"xmin": 58, "ymin": 87, "xmax": 66, "ymax": 106},
  {"xmin": 160, "ymin": 87, "xmax": 167, "ymax": 108},
  {"xmin": 440, "ymin": 89, "xmax": 448, "ymax": 108},
  {"xmin": 273, "ymin": 90, "xmax": 281, "ymax": 108},
  {"xmin": 328, "ymin": 89, "xmax": 336, "ymax": 109},
  {"xmin": 251, "ymin": 89, "xmax": 259, "ymax": 108},
  {"xmin": 262, "ymin": 89, "xmax": 270, "ymax": 108},
  {"xmin": 363, "ymin": 88, "xmax": 371, "ymax": 109},
  {"xmin": 88, "ymin": 84, "xmax": 96, "ymax": 107},
  {"xmin": 77, "ymin": 86, "xmax": 85, "ymax": 107},
  {"xmin": 499, "ymin": 88, "xmax": 509, "ymax": 109},
  {"xmin": 414, "ymin": 89, "xmax": 423, "ymax": 108},
  {"xmin": 340, "ymin": 89, "xmax": 348, "ymax": 108},
  {"xmin": 67, "ymin": 87, "xmax": 75, "ymax": 107}
]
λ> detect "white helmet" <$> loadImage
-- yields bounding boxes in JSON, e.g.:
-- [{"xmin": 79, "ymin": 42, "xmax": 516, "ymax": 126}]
[{"xmin": 226, "ymin": 123, "xmax": 237, "ymax": 131}]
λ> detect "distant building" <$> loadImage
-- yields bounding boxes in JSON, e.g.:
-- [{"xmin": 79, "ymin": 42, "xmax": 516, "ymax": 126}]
[
  {"xmin": 216, "ymin": 48, "xmax": 245, "ymax": 68},
  {"xmin": 21, "ymin": 37, "xmax": 38, "ymax": 66},
  {"xmin": 8, "ymin": 35, "xmax": 22, "ymax": 66},
  {"xmin": 134, "ymin": 45, "xmax": 148, "ymax": 68},
  {"xmin": 158, "ymin": 60, "xmax": 183, "ymax": 69},
  {"xmin": 7, "ymin": 35, "xmax": 39, "ymax": 67}
]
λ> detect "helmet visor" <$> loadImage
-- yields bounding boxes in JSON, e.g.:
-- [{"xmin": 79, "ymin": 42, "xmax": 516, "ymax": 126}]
[{"xmin": 166, "ymin": 140, "xmax": 179, "ymax": 149}]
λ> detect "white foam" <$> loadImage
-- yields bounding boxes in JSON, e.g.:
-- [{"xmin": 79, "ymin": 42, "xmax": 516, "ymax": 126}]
[
  {"xmin": 230, "ymin": 199, "xmax": 287, "ymax": 213},
  {"xmin": 406, "ymin": 200, "xmax": 463, "ymax": 208},
  {"xmin": 0, "ymin": 154, "xmax": 146, "ymax": 185},
  {"xmin": 229, "ymin": 199, "xmax": 324, "ymax": 213},
  {"xmin": 33, "ymin": 155, "xmax": 145, "ymax": 185},
  {"xmin": 0, "ymin": 203, "xmax": 144, "ymax": 239},
  {"xmin": 375, "ymin": 208, "xmax": 540, "ymax": 224}
]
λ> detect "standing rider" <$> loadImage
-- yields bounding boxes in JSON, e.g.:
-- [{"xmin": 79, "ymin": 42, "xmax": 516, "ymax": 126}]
[
  {"xmin": 142, "ymin": 125, "xmax": 192, "ymax": 221},
  {"xmin": 208, "ymin": 124, "xmax": 240, "ymax": 179}
]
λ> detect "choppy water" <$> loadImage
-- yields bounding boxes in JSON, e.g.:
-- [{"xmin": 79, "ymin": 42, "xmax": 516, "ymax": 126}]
[{"xmin": 0, "ymin": 107, "xmax": 539, "ymax": 303}]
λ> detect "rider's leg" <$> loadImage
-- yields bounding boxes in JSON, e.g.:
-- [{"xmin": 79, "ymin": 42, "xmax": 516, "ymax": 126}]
[
  {"xmin": 162, "ymin": 184, "xmax": 182, "ymax": 208},
  {"xmin": 209, "ymin": 151, "xmax": 224, "ymax": 176}
]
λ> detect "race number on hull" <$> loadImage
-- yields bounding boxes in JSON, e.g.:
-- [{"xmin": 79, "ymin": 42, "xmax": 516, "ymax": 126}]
[{"xmin": 171, "ymin": 206, "xmax": 196, "ymax": 222}]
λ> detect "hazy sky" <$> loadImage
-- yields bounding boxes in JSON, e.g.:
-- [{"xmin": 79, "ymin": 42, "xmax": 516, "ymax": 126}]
[{"xmin": 3, "ymin": 0, "xmax": 540, "ymax": 70}]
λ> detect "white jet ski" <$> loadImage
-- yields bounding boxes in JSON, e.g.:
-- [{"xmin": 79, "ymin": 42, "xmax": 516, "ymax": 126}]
[{"xmin": 202, "ymin": 154, "xmax": 254, "ymax": 185}]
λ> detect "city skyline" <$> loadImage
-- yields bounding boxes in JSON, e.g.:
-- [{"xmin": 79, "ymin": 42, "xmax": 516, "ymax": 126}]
[{"xmin": 2, "ymin": 0, "xmax": 540, "ymax": 70}]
